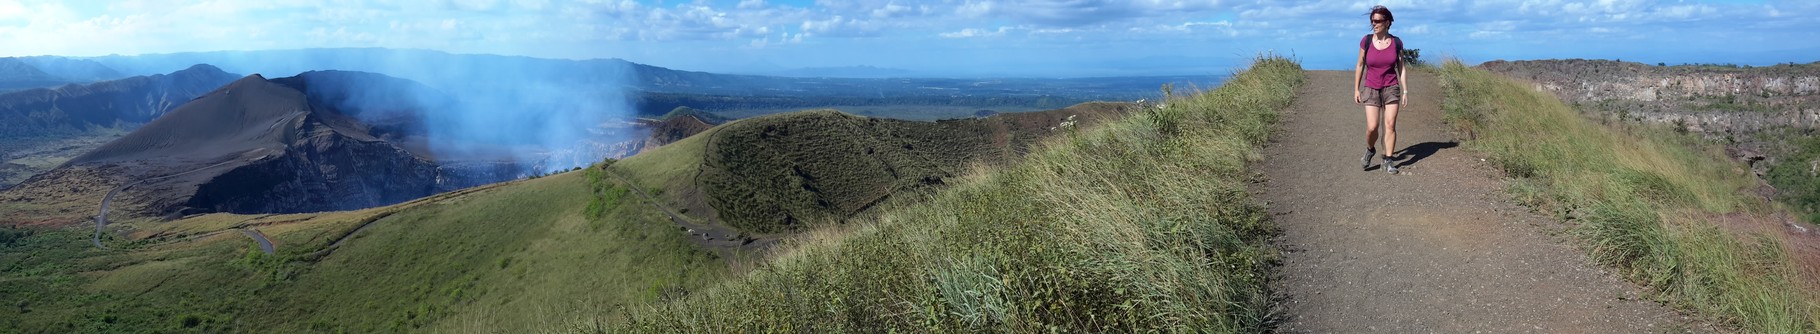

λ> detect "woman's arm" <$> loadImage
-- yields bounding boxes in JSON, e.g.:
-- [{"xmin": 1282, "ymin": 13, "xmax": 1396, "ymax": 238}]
[
  {"xmin": 1398, "ymin": 53, "xmax": 1409, "ymax": 108},
  {"xmin": 1354, "ymin": 48, "xmax": 1367, "ymax": 103}
]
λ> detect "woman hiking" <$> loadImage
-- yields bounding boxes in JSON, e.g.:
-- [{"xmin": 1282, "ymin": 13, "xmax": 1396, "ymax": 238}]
[{"xmin": 1354, "ymin": 5, "xmax": 1409, "ymax": 174}]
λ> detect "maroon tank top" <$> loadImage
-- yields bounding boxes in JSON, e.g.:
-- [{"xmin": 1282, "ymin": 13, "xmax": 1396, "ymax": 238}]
[{"xmin": 1360, "ymin": 34, "xmax": 1401, "ymax": 89}]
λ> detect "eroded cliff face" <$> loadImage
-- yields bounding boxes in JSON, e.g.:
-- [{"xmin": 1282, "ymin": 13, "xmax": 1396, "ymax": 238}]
[{"xmin": 1480, "ymin": 59, "xmax": 1820, "ymax": 193}]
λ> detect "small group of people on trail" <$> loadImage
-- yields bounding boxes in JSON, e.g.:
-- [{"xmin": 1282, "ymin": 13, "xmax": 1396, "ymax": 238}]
[{"xmin": 1354, "ymin": 5, "xmax": 1408, "ymax": 174}]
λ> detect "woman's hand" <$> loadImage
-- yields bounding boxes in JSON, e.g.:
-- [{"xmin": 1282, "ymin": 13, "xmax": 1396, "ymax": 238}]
[
  {"xmin": 1399, "ymin": 89, "xmax": 1409, "ymax": 108},
  {"xmin": 1353, "ymin": 89, "xmax": 1363, "ymax": 104}
]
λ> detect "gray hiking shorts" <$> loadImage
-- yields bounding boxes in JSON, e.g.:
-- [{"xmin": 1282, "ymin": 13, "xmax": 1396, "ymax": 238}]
[{"xmin": 1359, "ymin": 85, "xmax": 1402, "ymax": 107}]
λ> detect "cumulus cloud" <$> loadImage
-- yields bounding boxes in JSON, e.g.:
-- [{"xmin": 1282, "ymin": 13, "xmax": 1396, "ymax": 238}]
[
  {"xmin": 954, "ymin": 0, "xmax": 1224, "ymax": 27},
  {"xmin": 939, "ymin": 27, "xmax": 1008, "ymax": 38}
]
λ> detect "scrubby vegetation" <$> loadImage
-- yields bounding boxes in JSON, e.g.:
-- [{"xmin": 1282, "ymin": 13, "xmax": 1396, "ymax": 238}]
[
  {"xmin": 1440, "ymin": 60, "xmax": 1820, "ymax": 332},
  {"xmin": 1766, "ymin": 134, "xmax": 1820, "ymax": 224},
  {"xmin": 1399, "ymin": 48, "xmax": 1422, "ymax": 66},
  {"xmin": 595, "ymin": 56, "xmax": 1303, "ymax": 332}
]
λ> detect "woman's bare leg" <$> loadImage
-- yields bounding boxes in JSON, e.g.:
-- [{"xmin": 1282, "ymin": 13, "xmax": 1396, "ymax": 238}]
[
  {"xmin": 1364, "ymin": 105, "xmax": 1381, "ymax": 150},
  {"xmin": 1382, "ymin": 102, "xmax": 1401, "ymax": 158}
]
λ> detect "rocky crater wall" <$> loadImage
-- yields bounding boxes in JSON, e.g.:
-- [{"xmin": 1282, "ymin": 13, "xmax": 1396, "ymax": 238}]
[{"xmin": 1483, "ymin": 59, "xmax": 1820, "ymax": 136}]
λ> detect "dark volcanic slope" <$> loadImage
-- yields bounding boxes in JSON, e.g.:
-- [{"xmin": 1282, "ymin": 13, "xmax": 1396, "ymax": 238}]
[
  {"xmin": 70, "ymin": 74, "xmax": 312, "ymax": 165},
  {"xmin": 0, "ymin": 64, "xmax": 240, "ymax": 144},
  {"xmin": 16, "ymin": 72, "xmax": 512, "ymax": 218}
]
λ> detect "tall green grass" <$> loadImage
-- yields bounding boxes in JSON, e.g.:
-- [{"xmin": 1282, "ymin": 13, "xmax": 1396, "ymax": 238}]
[
  {"xmin": 596, "ymin": 56, "xmax": 1303, "ymax": 332},
  {"xmin": 1439, "ymin": 59, "xmax": 1820, "ymax": 332}
]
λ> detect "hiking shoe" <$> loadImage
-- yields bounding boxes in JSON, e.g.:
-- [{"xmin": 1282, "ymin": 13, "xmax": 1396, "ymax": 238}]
[
  {"xmin": 1361, "ymin": 149, "xmax": 1375, "ymax": 171},
  {"xmin": 1384, "ymin": 155, "xmax": 1400, "ymax": 174}
]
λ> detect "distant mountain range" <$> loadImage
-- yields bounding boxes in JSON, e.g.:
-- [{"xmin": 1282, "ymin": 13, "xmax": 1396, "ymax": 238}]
[
  {"xmin": 0, "ymin": 64, "xmax": 238, "ymax": 141},
  {"xmin": 0, "ymin": 64, "xmax": 241, "ymax": 188},
  {"xmin": 0, "ymin": 57, "xmax": 127, "ymax": 92}
]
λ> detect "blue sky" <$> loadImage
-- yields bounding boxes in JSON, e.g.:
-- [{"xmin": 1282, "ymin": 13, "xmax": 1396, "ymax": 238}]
[{"xmin": 0, "ymin": 0, "xmax": 1815, "ymax": 77}]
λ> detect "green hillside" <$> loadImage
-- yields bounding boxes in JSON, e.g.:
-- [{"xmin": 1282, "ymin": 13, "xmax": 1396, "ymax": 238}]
[
  {"xmin": 0, "ymin": 169, "xmax": 725, "ymax": 332},
  {"xmin": 607, "ymin": 56, "xmax": 1302, "ymax": 332}
]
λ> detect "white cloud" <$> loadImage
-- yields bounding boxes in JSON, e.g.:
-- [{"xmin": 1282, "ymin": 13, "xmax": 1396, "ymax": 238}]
[
  {"xmin": 954, "ymin": 0, "xmax": 1225, "ymax": 27},
  {"xmin": 0, "ymin": 0, "xmax": 29, "ymax": 21},
  {"xmin": 800, "ymin": 15, "xmax": 846, "ymax": 35},
  {"xmin": 512, "ymin": 0, "xmax": 548, "ymax": 11},
  {"xmin": 1403, "ymin": 24, "xmax": 1428, "ymax": 34},
  {"xmin": 1149, "ymin": 20, "xmax": 1237, "ymax": 36},
  {"xmin": 939, "ymin": 27, "xmax": 1005, "ymax": 38},
  {"xmin": 871, "ymin": 2, "xmax": 913, "ymax": 18},
  {"xmin": 447, "ymin": 0, "xmax": 502, "ymax": 11}
]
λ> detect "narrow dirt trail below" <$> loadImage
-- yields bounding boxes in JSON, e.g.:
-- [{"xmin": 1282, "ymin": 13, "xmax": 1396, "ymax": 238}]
[{"xmin": 1262, "ymin": 71, "xmax": 1708, "ymax": 333}]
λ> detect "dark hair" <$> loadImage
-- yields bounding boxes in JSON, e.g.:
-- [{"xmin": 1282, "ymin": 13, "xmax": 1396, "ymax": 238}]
[{"xmin": 1369, "ymin": 5, "xmax": 1393, "ymax": 22}]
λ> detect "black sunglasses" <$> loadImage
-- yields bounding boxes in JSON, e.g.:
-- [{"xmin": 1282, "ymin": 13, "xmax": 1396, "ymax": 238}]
[{"xmin": 1371, "ymin": 18, "xmax": 1390, "ymax": 24}]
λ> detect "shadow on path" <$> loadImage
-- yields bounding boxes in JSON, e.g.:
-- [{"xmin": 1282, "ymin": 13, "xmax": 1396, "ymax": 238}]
[{"xmin": 1393, "ymin": 141, "xmax": 1458, "ymax": 168}]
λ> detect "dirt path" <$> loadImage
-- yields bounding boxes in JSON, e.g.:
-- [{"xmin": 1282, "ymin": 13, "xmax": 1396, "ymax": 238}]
[
  {"xmin": 239, "ymin": 228, "xmax": 274, "ymax": 254},
  {"xmin": 1261, "ymin": 71, "xmax": 1710, "ymax": 332}
]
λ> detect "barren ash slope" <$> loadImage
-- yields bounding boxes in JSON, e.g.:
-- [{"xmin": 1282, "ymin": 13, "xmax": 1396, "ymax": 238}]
[{"xmin": 0, "ymin": 71, "xmax": 517, "ymax": 223}]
